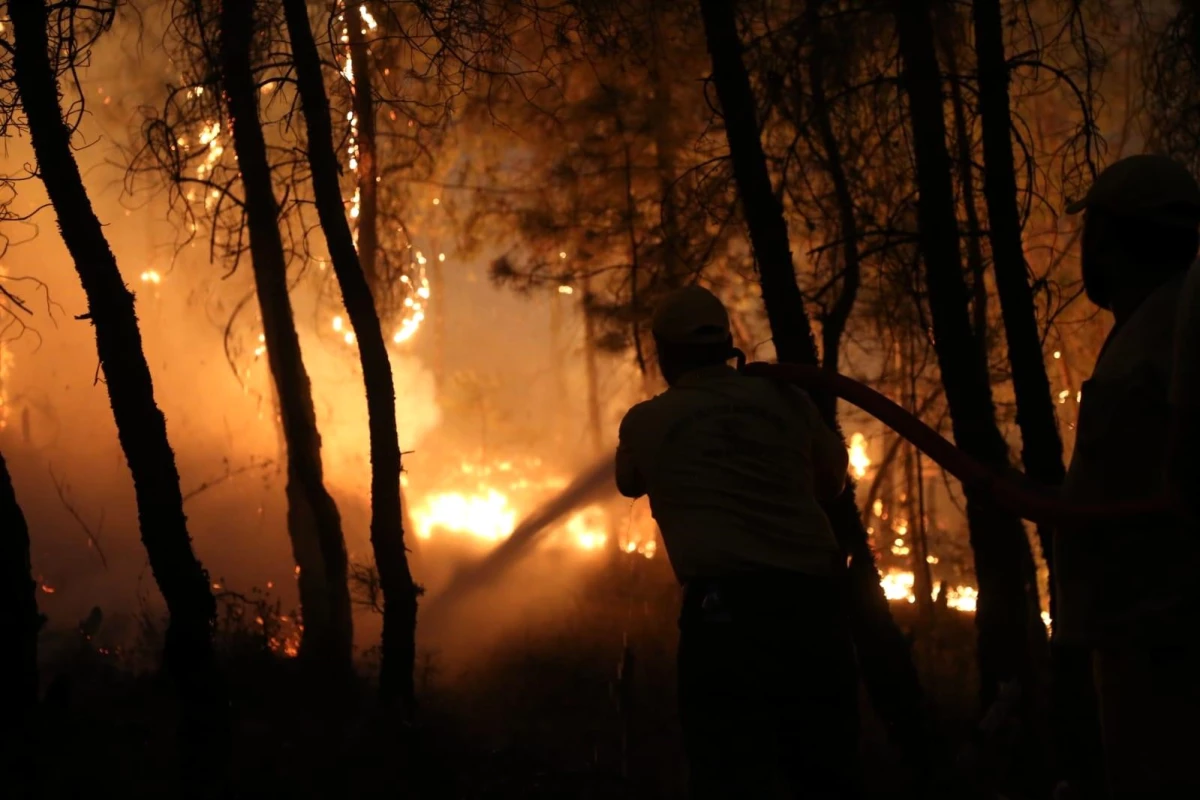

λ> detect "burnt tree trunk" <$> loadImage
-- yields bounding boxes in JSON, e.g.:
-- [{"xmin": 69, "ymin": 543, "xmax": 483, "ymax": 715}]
[
  {"xmin": 348, "ymin": 7, "xmax": 380, "ymax": 296},
  {"xmin": 9, "ymin": 0, "xmax": 227, "ymax": 788},
  {"xmin": 698, "ymin": 0, "xmax": 936, "ymax": 776},
  {"xmin": 0, "ymin": 448, "xmax": 38, "ymax": 785},
  {"xmin": 283, "ymin": 0, "xmax": 419, "ymax": 713},
  {"xmin": 218, "ymin": 0, "xmax": 353, "ymax": 678},
  {"xmin": 893, "ymin": 0, "xmax": 1043, "ymax": 707}
]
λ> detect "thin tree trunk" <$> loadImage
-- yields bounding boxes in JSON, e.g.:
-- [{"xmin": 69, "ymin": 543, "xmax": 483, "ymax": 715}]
[
  {"xmin": 892, "ymin": 0, "xmax": 1043, "ymax": 709},
  {"xmin": 348, "ymin": 6, "xmax": 380, "ymax": 296},
  {"xmin": 806, "ymin": 0, "xmax": 861, "ymax": 376},
  {"xmin": 9, "ymin": 0, "xmax": 227, "ymax": 788},
  {"xmin": 972, "ymin": 0, "xmax": 1090, "ymax": 786},
  {"xmin": 581, "ymin": 273, "xmax": 605, "ymax": 457},
  {"xmin": 428, "ymin": 246, "xmax": 446, "ymax": 396},
  {"xmin": 698, "ymin": 0, "xmax": 936, "ymax": 777},
  {"xmin": 218, "ymin": 0, "xmax": 353, "ymax": 678},
  {"xmin": 938, "ymin": 19, "xmax": 990, "ymax": 347},
  {"xmin": 972, "ymin": 0, "xmax": 1065, "ymax": 580},
  {"xmin": 647, "ymin": 13, "xmax": 685, "ymax": 289},
  {"xmin": 283, "ymin": 0, "xmax": 420, "ymax": 713},
  {"xmin": 0, "ymin": 448, "xmax": 39, "ymax": 787}
]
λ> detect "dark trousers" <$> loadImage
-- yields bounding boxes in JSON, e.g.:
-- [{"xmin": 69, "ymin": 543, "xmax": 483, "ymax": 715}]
[{"xmin": 677, "ymin": 571, "xmax": 860, "ymax": 799}]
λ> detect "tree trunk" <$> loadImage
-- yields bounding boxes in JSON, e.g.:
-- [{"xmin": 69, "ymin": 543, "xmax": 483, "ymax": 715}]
[
  {"xmin": 972, "ymin": 0, "xmax": 1065, "ymax": 580},
  {"xmin": 283, "ymin": 0, "xmax": 420, "ymax": 713},
  {"xmin": 647, "ymin": 12, "xmax": 685, "ymax": 290},
  {"xmin": 218, "ymin": 0, "xmax": 353, "ymax": 678},
  {"xmin": 0, "ymin": 448, "xmax": 38, "ymax": 786},
  {"xmin": 581, "ymin": 273, "xmax": 605, "ymax": 457},
  {"xmin": 348, "ymin": 6, "xmax": 380, "ymax": 296},
  {"xmin": 698, "ymin": 0, "xmax": 936, "ymax": 777},
  {"xmin": 9, "ymin": 0, "xmax": 227, "ymax": 788},
  {"xmin": 937, "ymin": 13, "xmax": 990, "ymax": 346},
  {"xmin": 806, "ymin": 0, "xmax": 861, "ymax": 376},
  {"xmin": 892, "ymin": 0, "xmax": 1043, "ymax": 708},
  {"xmin": 972, "ymin": 0, "xmax": 1092, "ymax": 785}
]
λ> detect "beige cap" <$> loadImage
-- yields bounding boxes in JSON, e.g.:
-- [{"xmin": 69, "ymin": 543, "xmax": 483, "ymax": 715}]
[
  {"xmin": 651, "ymin": 285, "xmax": 731, "ymax": 345},
  {"xmin": 1065, "ymin": 154, "xmax": 1200, "ymax": 227}
]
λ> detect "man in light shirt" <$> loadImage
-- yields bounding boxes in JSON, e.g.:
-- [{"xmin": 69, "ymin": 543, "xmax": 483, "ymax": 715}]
[
  {"xmin": 1059, "ymin": 154, "xmax": 1200, "ymax": 797},
  {"xmin": 616, "ymin": 286, "xmax": 857, "ymax": 799}
]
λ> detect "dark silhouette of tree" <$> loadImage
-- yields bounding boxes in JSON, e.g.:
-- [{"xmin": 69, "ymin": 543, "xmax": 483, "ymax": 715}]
[
  {"xmin": 217, "ymin": 0, "xmax": 353, "ymax": 679},
  {"xmin": 892, "ymin": 0, "xmax": 1044, "ymax": 714},
  {"xmin": 5, "ymin": 0, "xmax": 228, "ymax": 789},
  {"xmin": 346, "ymin": 5, "xmax": 382, "ymax": 295},
  {"xmin": 697, "ymin": 0, "xmax": 936, "ymax": 778},
  {"xmin": 283, "ymin": 0, "xmax": 421, "ymax": 714},
  {"xmin": 0, "ymin": 447, "xmax": 38, "ymax": 787},
  {"xmin": 973, "ymin": 0, "xmax": 1065, "ymax": 580}
]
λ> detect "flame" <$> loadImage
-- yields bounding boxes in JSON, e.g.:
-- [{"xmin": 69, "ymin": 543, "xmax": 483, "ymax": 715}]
[
  {"xmin": 408, "ymin": 458, "xmax": 629, "ymax": 556},
  {"xmin": 945, "ymin": 585, "xmax": 978, "ymax": 612},
  {"xmin": 358, "ymin": 3, "xmax": 379, "ymax": 30},
  {"xmin": 879, "ymin": 568, "xmax": 985, "ymax": 615},
  {"xmin": 413, "ymin": 489, "xmax": 516, "ymax": 542},
  {"xmin": 880, "ymin": 568, "xmax": 916, "ymax": 603},
  {"xmin": 848, "ymin": 432, "xmax": 870, "ymax": 478}
]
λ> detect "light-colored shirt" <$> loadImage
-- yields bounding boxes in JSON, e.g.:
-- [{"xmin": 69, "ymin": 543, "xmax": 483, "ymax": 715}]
[
  {"xmin": 1056, "ymin": 270, "xmax": 1197, "ymax": 645},
  {"xmin": 615, "ymin": 364, "xmax": 846, "ymax": 583}
]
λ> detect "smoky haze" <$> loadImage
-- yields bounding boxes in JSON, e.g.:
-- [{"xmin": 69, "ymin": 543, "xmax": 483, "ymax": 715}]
[{"xmin": 0, "ymin": 14, "xmax": 654, "ymax": 673}]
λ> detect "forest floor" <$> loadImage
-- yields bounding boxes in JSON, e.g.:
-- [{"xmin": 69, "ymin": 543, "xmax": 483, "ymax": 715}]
[{"xmin": 21, "ymin": 556, "xmax": 988, "ymax": 799}]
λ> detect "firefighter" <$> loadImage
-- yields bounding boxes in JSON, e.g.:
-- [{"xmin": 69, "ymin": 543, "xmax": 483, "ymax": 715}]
[
  {"xmin": 615, "ymin": 285, "xmax": 859, "ymax": 799},
  {"xmin": 1058, "ymin": 153, "xmax": 1200, "ymax": 797}
]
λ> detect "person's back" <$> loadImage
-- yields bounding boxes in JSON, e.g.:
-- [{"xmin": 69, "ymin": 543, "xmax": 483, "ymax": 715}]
[
  {"xmin": 619, "ymin": 364, "xmax": 843, "ymax": 583},
  {"xmin": 614, "ymin": 285, "xmax": 858, "ymax": 799}
]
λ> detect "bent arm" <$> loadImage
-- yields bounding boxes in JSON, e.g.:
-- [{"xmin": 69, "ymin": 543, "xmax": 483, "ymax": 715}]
[
  {"xmin": 616, "ymin": 410, "xmax": 647, "ymax": 499},
  {"xmin": 615, "ymin": 441, "xmax": 646, "ymax": 499},
  {"xmin": 813, "ymin": 421, "xmax": 850, "ymax": 503}
]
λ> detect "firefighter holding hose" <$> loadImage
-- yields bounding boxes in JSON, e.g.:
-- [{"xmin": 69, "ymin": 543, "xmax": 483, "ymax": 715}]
[
  {"xmin": 615, "ymin": 286, "xmax": 859, "ymax": 799},
  {"xmin": 1057, "ymin": 154, "xmax": 1200, "ymax": 797}
]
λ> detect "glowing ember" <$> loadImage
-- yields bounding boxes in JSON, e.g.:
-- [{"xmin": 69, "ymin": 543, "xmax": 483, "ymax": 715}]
[
  {"xmin": 358, "ymin": 3, "xmax": 379, "ymax": 30},
  {"xmin": 848, "ymin": 432, "xmax": 870, "ymax": 478},
  {"xmin": 140, "ymin": 269, "xmax": 162, "ymax": 284}
]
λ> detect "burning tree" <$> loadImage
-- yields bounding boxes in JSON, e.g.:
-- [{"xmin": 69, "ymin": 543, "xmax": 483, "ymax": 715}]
[
  {"xmin": 133, "ymin": 0, "xmax": 357, "ymax": 679},
  {"xmin": 282, "ymin": 0, "xmax": 420, "ymax": 713},
  {"xmin": 216, "ymin": 0, "xmax": 355, "ymax": 680},
  {"xmin": 2, "ymin": 0, "xmax": 227, "ymax": 786}
]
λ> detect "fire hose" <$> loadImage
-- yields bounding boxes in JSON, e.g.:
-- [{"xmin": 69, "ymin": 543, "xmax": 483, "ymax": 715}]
[
  {"xmin": 423, "ymin": 361, "xmax": 1178, "ymax": 617},
  {"xmin": 741, "ymin": 361, "xmax": 1177, "ymax": 528}
]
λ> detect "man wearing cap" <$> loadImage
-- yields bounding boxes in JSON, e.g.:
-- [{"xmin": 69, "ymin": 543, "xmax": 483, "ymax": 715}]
[
  {"xmin": 615, "ymin": 285, "xmax": 858, "ymax": 798},
  {"xmin": 1058, "ymin": 153, "xmax": 1200, "ymax": 796}
]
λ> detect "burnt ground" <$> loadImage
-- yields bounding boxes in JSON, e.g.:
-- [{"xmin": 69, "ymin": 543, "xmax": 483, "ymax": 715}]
[{"xmin": 16, "ymin": 556, "xmax": 986, "ymax": 799}]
